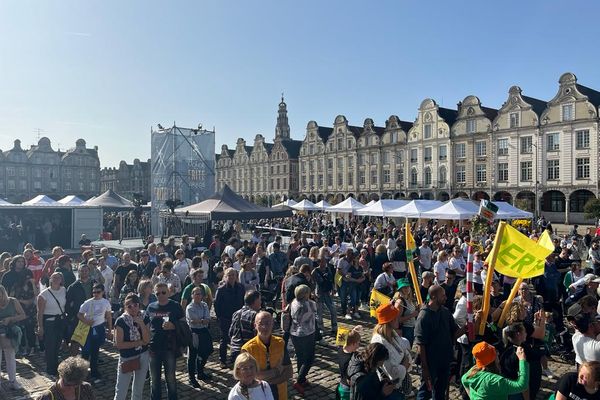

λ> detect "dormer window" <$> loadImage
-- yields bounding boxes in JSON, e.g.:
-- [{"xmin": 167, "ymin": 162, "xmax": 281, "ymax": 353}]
[
  {"xmin": 509, "ymin": 112, "xmax": 520, "ymax": 128},
  {"xmin": 424, "ymin": 124, "xmax": 432, "ymax": 139},
  {"xmin": 466, "ymin": 119, "xmax": 476, "ymax": 134},
  {"xmin": 562, "ymin": 104, "xmax": 574, "ymax": 121}
]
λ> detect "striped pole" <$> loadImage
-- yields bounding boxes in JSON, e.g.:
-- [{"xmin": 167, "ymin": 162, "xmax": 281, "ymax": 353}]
[{"xmin": 465, "ymin": 244, "xmax": 475, "ymax": 341}]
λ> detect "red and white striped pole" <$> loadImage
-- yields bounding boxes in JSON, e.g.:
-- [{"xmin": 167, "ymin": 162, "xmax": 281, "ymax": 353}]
[{"xmin": 465, "ymin": 244, "xmax": 475, "ymax": 341}]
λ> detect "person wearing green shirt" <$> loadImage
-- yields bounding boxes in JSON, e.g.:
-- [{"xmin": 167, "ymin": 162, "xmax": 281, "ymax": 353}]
[
  {"xmin": 461, "ymin": 341, "xmax": 529, "ymax": 400},
  {"xmin": 181, "ymin": 269, "xmax": 213, "ymax": 310}
]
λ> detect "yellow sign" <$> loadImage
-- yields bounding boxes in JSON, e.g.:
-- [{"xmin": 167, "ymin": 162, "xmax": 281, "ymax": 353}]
[
  {"xmin": 485, "ymin": 222, "xmax": 553, "ymax": 279},
  {"xmin": 537, "ymin": 230, "xmax": 555, "ymax": 252},
  {"xmin": 336, "ymin": 326, "xmax": 351, "ymax": 346},
  {"xmin": 369, "ymin": 289, "xmax": 391, "ymax": 317},
  {"xmin": 334, "ymin": 270, "xmax": 343, "ymax": 288},
  {"xmin": 405, "ymin": 222, "xmax": 416, "ymax": 251}
]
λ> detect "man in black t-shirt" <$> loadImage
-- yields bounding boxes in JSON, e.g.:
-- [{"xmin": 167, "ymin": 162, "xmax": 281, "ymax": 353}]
[
  {"xmin": 113, "ymin": 252, "xmax": 138, "ymax": 300},
  {"xmin": 144, "ymin": 282, "xmax": 184, "ymax": 400}
]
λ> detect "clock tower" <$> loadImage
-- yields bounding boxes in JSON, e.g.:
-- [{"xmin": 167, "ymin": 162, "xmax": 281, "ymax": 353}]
[{"xmin": 275, "ymin": 94, "xmax": 290, "ymax": 141}]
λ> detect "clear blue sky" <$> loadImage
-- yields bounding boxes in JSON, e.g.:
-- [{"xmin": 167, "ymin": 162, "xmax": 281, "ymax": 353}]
[{"xmin": 1, "ymin": 0, "xmax": 599, "ymax": 167}]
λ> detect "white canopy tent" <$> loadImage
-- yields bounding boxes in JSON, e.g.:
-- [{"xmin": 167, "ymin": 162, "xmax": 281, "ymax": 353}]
[
  {"xmin": 494, "ymin": 201, "xmax": 534, "ymax": 219},
  {"xmin": 356, "ymin": 199, "xmax": 411, "ymax": 217},
  {"xmin": 364, "ymin": 200, "xmax": 376, "ymax": 207},
  {"xmin": 272, "ymin": 199, "xmax": 298, "ymax": 209},
  {"xmin": 388, "ymin": 200, "xmax": 444, "ymax": 218},
  {"xmin": 326, "ymin": 197, "xmax": 365, "ymax": 214},
  {"xmin": 22, "ymin": 195, "xmax": 60, "ymax": 206},
  {"xmin": 314, "ymin": 200, "xmax": 331, "ymax": 211},
  {"xmin": 291, "ymin": 199, "xmax": 320, "ymax": 211},
  {"xmin": 58, "ymin": 195, "xmax": 85, "ymax": 205},
  {"xmin": 0, "ymin": 198, "xmax": 12, "ymax": 205},
  {"xmin": 420, "ymin": 199, "xmax": 480, "ymax": 220}
]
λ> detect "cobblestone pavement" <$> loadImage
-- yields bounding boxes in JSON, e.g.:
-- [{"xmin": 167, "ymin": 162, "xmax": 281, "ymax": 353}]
[{"xmin": 5, "ymin": 308, "xmax": 575, "ymax": 400}]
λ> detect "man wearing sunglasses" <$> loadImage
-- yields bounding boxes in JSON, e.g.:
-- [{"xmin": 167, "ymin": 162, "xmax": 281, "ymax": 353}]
[{"xmin": 145, "ymin": 282, "xmax": 185, "ymax": 400}]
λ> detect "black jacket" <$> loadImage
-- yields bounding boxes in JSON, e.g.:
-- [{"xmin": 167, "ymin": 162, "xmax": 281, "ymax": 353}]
[
  {"xmin": 65, "ymin": 280, "xmax": 90, "ymax": 319},
  {"xmin": 214, "ymin": 282, "xmax": 245, "ymax": 320},
  {"xmin": 346, "ymin": 353, "xmax": 386, "ymax": 400},
  {"xmin": 284, "ymin": 273, "xmax": 310, "ymax": 304}
]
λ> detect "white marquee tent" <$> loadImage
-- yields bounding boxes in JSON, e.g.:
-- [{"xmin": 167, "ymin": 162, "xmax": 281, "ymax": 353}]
[
  {"xmin": 494, "ymin": 201, "xmax": 534, "ymax": 219},
  {"xmin": 420, "ymin": 199, "xmax": 480, "ymax": 220},
  {"xmin": 0, "ymin": 198, "xmax": 12, "ymax": 205},
  {"xmin": 314, "ymin": 200, "xmax": 331, "ymax": 211},
  {"xmin": 272, "ymin": 199, "xmax": 298, "ymax": 209},
  {"xmin": 364, "ymin": 200, "xmax": 376, "ymax": 207},
  {"xmin": 58, "ymin": 195, "xmax": 85, "ymax": 206},
  {"xmin": 22, "ymin": 195, "xmax": 60, "ymax": 206},
  {"xmin": 388, "ymin": 200, "xmax": 444, "ymax": 218},
  {"xmin": 356, "ymin": 199, "xmax": 411, "ymax": 217},
  {"xmin": 326, "ymin": 197, "xmax": 365, "ymax": 214},
  {"xmin": 292, "ymin": 199, "xmax": 320, "ymax": 211}
]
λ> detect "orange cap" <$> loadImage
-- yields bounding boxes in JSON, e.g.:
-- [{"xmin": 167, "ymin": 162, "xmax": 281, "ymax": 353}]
[
  {"xmin": 472, "ymin": 341, "xmax": 497, "ymax": 368},
  {"xmin": 376, "ymin": 302, "xmax": 399, "ymax": 325}
]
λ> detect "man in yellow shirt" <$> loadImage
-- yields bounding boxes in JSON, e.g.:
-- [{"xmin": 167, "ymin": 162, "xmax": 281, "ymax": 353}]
[{"xmin": 242, "ymin": 311, "xmax": 293, "ymax": 400}]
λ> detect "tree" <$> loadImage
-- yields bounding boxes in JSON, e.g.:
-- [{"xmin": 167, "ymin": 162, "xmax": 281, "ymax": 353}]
[{"xmin": 584, "ymin": 198, "xmax": 600, "ymax": 220}]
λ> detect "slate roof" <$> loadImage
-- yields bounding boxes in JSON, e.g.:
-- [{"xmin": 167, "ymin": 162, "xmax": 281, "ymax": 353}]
[
  {"xmin": 438, "ymin": 107, "xmax": 458, "ymax": 126},
  {"xmin": 576, "ymin": 84, "xmax": 600, "ymax": 108},
  {"xmin": 522, "ymin": 95, "xmax": 547, "ymax": 116},
  {"xmin": 281, "ymin": 139, "xmax": 303, "ymax": 158},
  {"xmin": 264, "ymin": 143, "xmax": 274, "ymax": 153},
  {"xmin": 317, "ymin": 126, "xmax": 334, "ymax": 143},
  {"xmin": 398, "ymin": 120, "xmax": 414, "ymax": 133},
  {"xmin": 481, "ymin": 106, "xmax": 499, "ymax": 122}
]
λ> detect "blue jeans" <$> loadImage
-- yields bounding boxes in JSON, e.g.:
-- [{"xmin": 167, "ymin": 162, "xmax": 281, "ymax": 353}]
[
  {"xmin": 317, "ymin": 292, "xmax": 338, "ymax": 331},
  {"xmin": 114, "ymin": 351, "xmax": 150, "ymax": 400},
  {"xmin": 150, "ymin": 349, "xmax": 177, "ymax": 400},
  {"xmin": 339, "ymin": 282, "xmax": 357, "ymax": 314},
  {"xmin": 81, "ymin": 323, "xmax": 106, "ymax": 377}
]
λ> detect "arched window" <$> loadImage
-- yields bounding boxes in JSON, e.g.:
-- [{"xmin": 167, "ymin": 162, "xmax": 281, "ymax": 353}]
[
  {"xmin": 411, "ymin": 168, "xmax": 418, "ymax": 186},
  {"xmin": 439, "ymin": 166, "xmax": 447, "ymax": 185},
  {"xmin": 424, "ymin": 167, "xmax": 432, "ymax": 185}
]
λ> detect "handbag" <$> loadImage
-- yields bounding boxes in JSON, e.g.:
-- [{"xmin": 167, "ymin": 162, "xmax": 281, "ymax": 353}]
[
  {"xmin": 121, "ymin": 356, "xmax": 141, "ymax": 373},
  {"xmin": 281, "ymin": 304, "xmax": 291, "ymax": 332},
  {"xmin": 71, "ymin": 321, "xmax": 91, "ymax": 346}
]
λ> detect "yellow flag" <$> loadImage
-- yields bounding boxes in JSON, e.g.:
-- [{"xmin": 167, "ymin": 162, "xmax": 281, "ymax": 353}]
[
  {"xmin": 405, "ymin": 222, "xmax": 416, "ymax": 251},
  {"xmin": 369, "ymin": 289, "xmax": 391, "ymax": 317},
  {"xmin": 334, "ymin": 270, "xmax": 343, "ymax": 288},
  {"xmin": 485, "ymin": 222, "xmax": 553, "ymax": 279},
  {"xmin": 537, "ymin": 230, "xmax": 555, "ymax": 252},
  {"xmin": 336, "ymin": 326, "xmax": 350, "ymax": 346}
]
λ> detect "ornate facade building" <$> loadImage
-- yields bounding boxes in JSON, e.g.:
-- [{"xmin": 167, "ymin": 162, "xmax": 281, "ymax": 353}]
[
  {"xmin": 216, "ymin": 97, "xmax": 302, "ymax": 205},
  {"xmin": 100, "ymin": 158, "xmax": 151, "ymax": 202},
  {"xmin": 297, "ymin": 72, "xmax": 599, "ymax": 223},
  {"xmin": 0, "ymin": 137, "xmax": 100, "ymax": 203}
]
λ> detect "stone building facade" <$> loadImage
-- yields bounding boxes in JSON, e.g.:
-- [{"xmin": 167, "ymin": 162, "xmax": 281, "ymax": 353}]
[
  {"xmin": 0, "ymin": 137, "xmax": 100, "ymax": 203},
  {"xmin": 100, "ymin": 158, "xmax": 151, "ymax": 202},
  {"xmin": 216, "ymin": 97, "xmax": 302, "ymax": 205},
  {"xmin": 296, "ymin": 72, "xmax": 600, "ymax": 223}
]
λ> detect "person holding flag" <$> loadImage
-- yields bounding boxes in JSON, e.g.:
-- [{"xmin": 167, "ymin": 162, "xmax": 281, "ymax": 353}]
[{"xmin": 405, "ymin": 222, "xmax": 423, "ymax": 305}]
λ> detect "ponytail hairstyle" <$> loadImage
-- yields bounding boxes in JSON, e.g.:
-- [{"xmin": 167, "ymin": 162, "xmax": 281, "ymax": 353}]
[{"xmin": 503, "ymin": 322, "xmax": 525, "ymax": 347}]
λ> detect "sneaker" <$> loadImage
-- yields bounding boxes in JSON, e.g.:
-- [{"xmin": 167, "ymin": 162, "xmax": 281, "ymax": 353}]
[
  {"xmin": 293, "ymin": 382, "xmax": 305, "ymax": 396},
  {"xmin": 352, "ymin": 312, "xmax": 361, "ymax": 319},
  {"xmin": 189, "ymin": 379, "xmax": 201, "ymax": 389},
  {"xmin": 7, "ymin": 381, "xmax": 21, "ymax": 390},
  {"xmin": 543, "ymin": 368, "xmax": 555, "ymax": 379},
  {"xmin": 198, "ymin": 372, "xmax": 213, "ymax": 381},
  {"xmin": 344, "ymin": 314, "xmax": 352, "ymax": 320}
]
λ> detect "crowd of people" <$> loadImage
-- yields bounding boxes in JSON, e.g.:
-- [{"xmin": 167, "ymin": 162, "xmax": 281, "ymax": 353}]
[{"xmin": 1, "ymin": 215, "xmax": 600, "ymax": 399}]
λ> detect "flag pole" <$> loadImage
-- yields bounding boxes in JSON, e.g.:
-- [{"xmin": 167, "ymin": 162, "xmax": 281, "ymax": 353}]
[
  {"xmin": 479, "ymin": 221, "xmax": 506, "ymax": 335},
  {"xmin": 405, "ymin": 220, "xmax": 422, "ymax": 304},
  {"xmin": 497, "ymin": 277, "xmax": 524, "ymax": 328}
]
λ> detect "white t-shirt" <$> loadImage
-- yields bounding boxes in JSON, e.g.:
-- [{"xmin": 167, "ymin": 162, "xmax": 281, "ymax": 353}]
[
  {"xmin": 419, "ymin": 246, "xmax": 433, "ymax": 271},
  {"xmin": 40, "ymin": 287, "xmax": 66, "ymax": 315},
  {"xmin": 448, "ymin": 257, "xmax": 465, "ymax": 277},
  {"xmin": 173, "ymin": 259, "xmax": 191, "ymax": 283},
  {"xmin": 473, "ymin": 260, "xmax": 484, "ymax": 284},
  {"xmin": 99, "ymin": 267, "xmax": 114, "ymax": 296},
  {"xmin": 79, "ymin": 298, "xmax": 112, "ymax": 327},
  {"xmin": 572, "ymin": 331, "xmax": 600, "ymax": 364},
  {"xmin": 434, "ymin": 260, "xmax": 448, "ymax": 283},
  {"xmin": 228, "ymin": 381, "xmax": 274, "ymax": 400}
]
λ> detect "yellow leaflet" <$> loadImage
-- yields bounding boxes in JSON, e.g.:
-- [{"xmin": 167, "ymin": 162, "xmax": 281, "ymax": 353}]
[
  {"xmin": 336, "ymin": 326, "xmax": 350, "ymax": 346},
  {"xmin": 485, "ymin": 223, "xmax": 552, "ymax": 279}
]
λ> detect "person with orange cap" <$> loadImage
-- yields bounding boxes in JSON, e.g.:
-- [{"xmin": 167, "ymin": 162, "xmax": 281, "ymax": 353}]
[
  {"xmin": 370, "ymin": 302, "xmax": 412, "ymax": 399},
  {"xmin": 461, "ymin": 341, "xmax": 529, "ymax": 400}
]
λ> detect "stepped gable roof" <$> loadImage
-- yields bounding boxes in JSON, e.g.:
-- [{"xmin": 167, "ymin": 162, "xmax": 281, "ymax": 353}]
[
  {"xmin": 281, "ymin": 140, "xmax": 302, "ymax": 158},
  {"xmin": 317, "ymin": 126, "xmax": 334, "ymax": 143},
  {"xmin": 521, "ymin": 95, "xmax": 547, "ymax": 116},
  {"xmin": 438, "ymin": 107, "xmax": 458, "ymax": 126},
  {"xmin": 481, "ymin": 106, "xmax": 499, "ymax": 122},
  {"xmin": 576, "ymin": 84, "xmax": 600, "ymax": 108}
]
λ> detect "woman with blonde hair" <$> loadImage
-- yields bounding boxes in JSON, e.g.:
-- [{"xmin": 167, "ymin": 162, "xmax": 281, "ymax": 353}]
[
  {"xmin": 290, "ymin": 284, "xmax": 317, "ymax": 396},
  {"xmin": 228, "ymin": 352, "xmax": 274, "ymax": 400},
  {"xmin": 371, "ymin": 302, "xmax": 412, "ymax": 399},
  {"xmin": 372, "ymin": 244, "xmax": 389, "ymax": 280},
  {"xmin": 555, "ymin": 361, "xmax": 600, "ymax": 399},
  {"xmin": 394, "ymin": 279, "xmax": 419, "ymax": 346},
  {"xmin": 137, "ymin": 279, "xmax": 156, "ymax": 311},
  {"xmin": 433, "ymin": 250, "xmax": 449, "ymax": 284}
]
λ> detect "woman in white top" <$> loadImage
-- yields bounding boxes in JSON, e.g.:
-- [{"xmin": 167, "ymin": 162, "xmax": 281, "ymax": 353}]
[
  {"xmin": 472, "ymin": 252, "xmax": 484, "ymax": 294},
  {"xmin": 37, "ymin": 272, "xmax": 67, "ymax": 377},
  {"xmin": 78, "ymin": 283, "xmax": 112, "ymax": 382},
  {"xmin": 228, "ymin": 352, "xmax": 274, "ymax": 400},
  {"xmin": 373, "ymin": 262, "xmax": 396, "ymax": 297},
  {"xmin": 433, "ymin": 250, "xmax": 449, "ymax": 284},
  {"xmin": 173, "ymin": 249, "xmax": 192, "ymax": 284}
]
